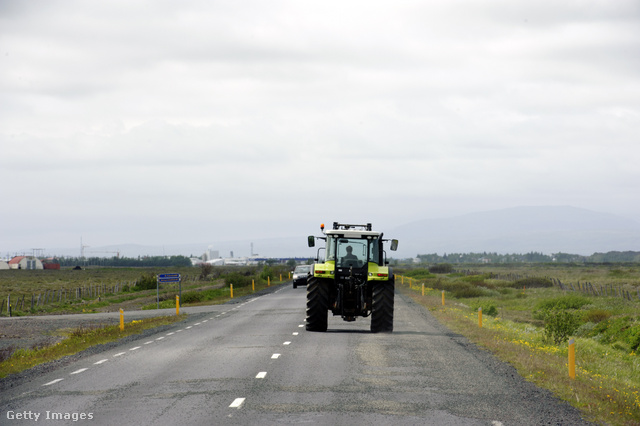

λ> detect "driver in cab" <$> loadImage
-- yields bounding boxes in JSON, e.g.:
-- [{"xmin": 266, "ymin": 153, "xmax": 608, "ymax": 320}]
[{"xmin": 342, "ymin": 246, "xmax": 358, "ymax": 266}]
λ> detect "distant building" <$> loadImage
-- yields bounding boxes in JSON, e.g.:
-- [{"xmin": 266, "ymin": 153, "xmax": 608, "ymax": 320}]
[
  {"xmin": 0, "ymin": 260, "xmax": 9, "ymax": 270},
  {"xmin": 42, "ymin": 258, "xmax": 61, "ymax": 270},
  {"xmin": 8, "ymin": 256, "xmax": 44, "ymax": 270}
]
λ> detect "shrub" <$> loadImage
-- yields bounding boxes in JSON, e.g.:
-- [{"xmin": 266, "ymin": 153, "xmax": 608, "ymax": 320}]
[
  {"xmin": 224, "ymin": 272, "xmax": 253, "ymax": 288},
  {"xmin": 624, "ymin": 324, "xmax": 640, "ymax": 352},
  {"xmin": 135, "ymin": 273, "xmax": 157, "ymax": 291},
  {"xmin": 543, "ymin": 309, "xmax": 582, "ymax": 345},
  {"xmin": 429, "ymin": 264, "xmax": 453, "ymax": 274},
  {"xmin": 512, "ymin": 277, "xmax": 554, "ymax": 289},
  {"xmin": 535, "ymin": 295, "xmax": 591, "ymax": 311},
  {"xmin": 452, "ymin": 285, "xmax": 485, "ymax": 298},
  {"xmin": 484, "ymin": 305, "xmax": 498, "ymax": 317},
  {"xmin": 199, "ymin": 263, "xmax": 213, "ymax": 280},
  {"xmin": 585, "ymin": 309, "xmax": 612, "ymax": 324},
  {"xmin": 404, "ymin": 269, "xmax": 435, "ymax": 280},
  {"xmin": 260, "ymin": 265, "xmax": 275, "ymax": 281}
]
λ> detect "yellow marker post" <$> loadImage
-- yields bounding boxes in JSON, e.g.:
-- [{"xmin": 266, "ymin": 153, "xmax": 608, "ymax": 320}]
[
  {"xmin": 401, "ymin": 275, "xmax": 404, "ymax": 285},
  {"xmin": 568, "ymin": 338, "xmax": 576, "ymax": 379},
  {"xmin": 280, "ymin": 274, "xmax": 282, "ymax": 282},
  {"xmin": 442, "ymin": 290, "xmax": 445, "ymax": 306},
  {"xmin": 230, "ymin": 284, "xmax": 234, "ymax": 299},
  {"xmin": 268, "ymin": 276, "xmax": 270, "ymax": 286},
  {"xmin": 422, "ymin": 283, "xmax": 425, "ymax": 296},
  {"xmin": 176, "ymin": 295, "xmax": 180, "ymax": 315},
  {"xmin": 478, "ymin": 307, "xmax": 483, "ymax": 328},
  {"xmin": 409, "ymin": 278, "xmax": 413, "ymax": 289},
  {"xmin": 252, "ymin": 279, "xmax": 255, "ymax": 292},
  {"xmin": 119, "ymin": 308, "xmax": 124, "ymax": 331}
]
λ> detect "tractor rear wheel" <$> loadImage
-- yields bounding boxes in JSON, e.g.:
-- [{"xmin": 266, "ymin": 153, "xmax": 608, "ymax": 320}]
[
  {"xmin": 371, "ymin": 277, "xmax": 394, "ymax": 333},
  {"xmin": 306, "ymin": 277, "xmax": 329, "ymax": 332}
]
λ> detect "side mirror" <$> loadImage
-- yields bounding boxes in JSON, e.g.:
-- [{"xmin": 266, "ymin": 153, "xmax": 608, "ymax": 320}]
[
  {"xmin": 390, "ymin": 239, "xmax": 398, "ymax": 251},
  {"xmin": 308, "ymin": 236, "xmax": 315, "ymax": 247}
]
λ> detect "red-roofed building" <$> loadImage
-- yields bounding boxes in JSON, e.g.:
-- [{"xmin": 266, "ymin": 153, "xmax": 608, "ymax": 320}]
[{"xmin": 8, "ymin": 256, "xmax": 43, "ymax": 270}]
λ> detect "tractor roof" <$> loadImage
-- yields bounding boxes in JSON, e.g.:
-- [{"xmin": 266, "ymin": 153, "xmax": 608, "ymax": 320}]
[{"xmin": 325, "ymin": 229, "xmax": 381, "ymax": 239}]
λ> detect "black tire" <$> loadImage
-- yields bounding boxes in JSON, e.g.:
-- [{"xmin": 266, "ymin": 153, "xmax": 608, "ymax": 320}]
[
  {"xmin": 306, "ymin": 277, "xmax": 329, "ymax": 332},
  {"xmin": 371, "ymin": 277, "xmax": 394, "ymax": 333},
  {"xmin": 293, "ymin": 282, "xmax": 297, "ymax": 289}
]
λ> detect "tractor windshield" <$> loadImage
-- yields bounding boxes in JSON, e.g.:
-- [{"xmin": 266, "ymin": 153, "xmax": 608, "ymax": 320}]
[{"xmin": 326, "ymin": 236, "xmax": 380, "ymax": 266}]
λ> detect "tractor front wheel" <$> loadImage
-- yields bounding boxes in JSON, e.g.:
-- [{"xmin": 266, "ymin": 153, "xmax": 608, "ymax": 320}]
[{"xmin": 371, "ymin": 277, "xmax": 394, "ymax": 333}]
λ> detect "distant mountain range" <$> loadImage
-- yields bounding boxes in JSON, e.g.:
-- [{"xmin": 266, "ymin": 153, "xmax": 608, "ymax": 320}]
[
  {"xmin": 390, "ymin": 206, "xmax": 640, "ymax": 257},
  {"xmin": 41, "ymin": 206, "xmax": 640, "ymax": 259}
]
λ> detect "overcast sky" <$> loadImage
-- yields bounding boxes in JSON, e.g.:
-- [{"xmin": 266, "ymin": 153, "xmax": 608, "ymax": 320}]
[{"xmin": 1, "ymin": 0, "xmax": 639, "ymax": 256}]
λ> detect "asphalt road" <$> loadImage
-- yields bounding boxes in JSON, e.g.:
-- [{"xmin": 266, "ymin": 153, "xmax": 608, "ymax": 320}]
[{"xmin": 1, "ymin": 284, "xmax": 590, "ymax": 425}]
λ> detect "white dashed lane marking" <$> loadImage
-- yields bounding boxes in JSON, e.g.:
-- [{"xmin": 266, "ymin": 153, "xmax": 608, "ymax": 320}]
[
  {"xmin": 283, "ymin": 341, "xmax": 291, "ymax": 345},
  {"xmin": 114, "ymin": 352, "xmax": 126, "ymax": 357},
  {"xmin": 256, "ymin": 372, "xmax": 267, "ymax": 379},
  {"xmin": 94, "ymin": 359, "xmax": 108, "ymax": 365},
  {"xmin": 229, "ymin": 398, "xmax": 245, "ymax": 408},
  {"xmin": 130, "ymin": 346, "xmax": 141, "ymax": 351},
  {"xmin": 271, "ymin": 354, "xmax": 281, "ymax": 359},
  {"xmin": 43, "ymin": 379, "xmax": 63, "ymax": 386},
  {"xmin": 70, "ymin": 368, "xmax": 88, "ymax": 375}
]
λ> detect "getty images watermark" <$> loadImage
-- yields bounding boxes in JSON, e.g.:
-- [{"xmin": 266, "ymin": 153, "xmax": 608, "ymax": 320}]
[{"xmin": 7, "ymin": 411, "xmax": 94, "ymax": 421}]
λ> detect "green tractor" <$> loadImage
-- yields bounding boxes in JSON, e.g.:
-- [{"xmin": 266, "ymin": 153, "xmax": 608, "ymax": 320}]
[{"xmin": 306, "ymin": 222, "xmax": 398, "ymax": 333}]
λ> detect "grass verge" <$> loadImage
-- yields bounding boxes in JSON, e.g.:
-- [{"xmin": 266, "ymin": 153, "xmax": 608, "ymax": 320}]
[
  {"xmin": 0, "ymin": 315, "xmax": 186, "ymax": 379},
  {"xmin": 398, "ymin": 286, "xmax": 640, "ymax": 426}
]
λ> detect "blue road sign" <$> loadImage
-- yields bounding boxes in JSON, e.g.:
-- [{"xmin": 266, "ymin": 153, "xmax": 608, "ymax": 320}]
[{"xmin": 157, "ymin": 273, "xmax": 181, "ymax": 283}]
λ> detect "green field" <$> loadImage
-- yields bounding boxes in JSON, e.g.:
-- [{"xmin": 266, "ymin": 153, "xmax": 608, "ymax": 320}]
[
  {"xmin": 396, "ymin": 263, "xmax": 640, "ymax": 426},
  {"xmin": 0, "ymin": 264, "xmax": 292, "ymax": 316}
]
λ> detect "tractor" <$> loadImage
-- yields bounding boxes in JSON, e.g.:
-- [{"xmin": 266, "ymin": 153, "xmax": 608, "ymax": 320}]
[{"xmin": 306, "ymin": 222, "xmax": 398, "ymax": 333}]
